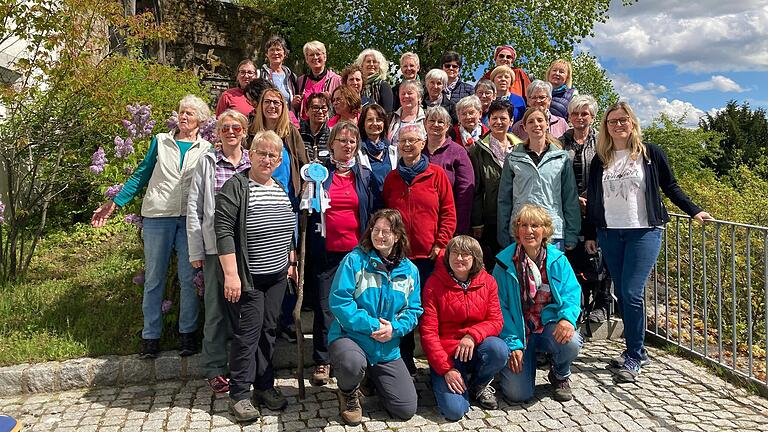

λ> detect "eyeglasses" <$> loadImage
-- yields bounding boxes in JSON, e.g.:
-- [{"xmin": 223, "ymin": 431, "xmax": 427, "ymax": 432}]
[
  {"xmin": 496, "ymin": 54, "xmax": 515, "ymax": 60},
  {"xmin": 519, "ymin": 222, "xmax": 542, "ymax": 231},
  {"xmin": 263, "ymin": 99, "xmax": 282, "ymax": 106},
  {"xmin": 398, "ymin": 138, "xmax": 423, "ymax": 145},
  {"xmin": 571, "ymin": 111, "xmax": 593, "ymax": 118},
  {"xmin": 220, "ymin": 124, "xmax": 243, "ymax": 133},
  {"xmin": 476, "ymin": 90, "xmax": 495, "ymax": 97},
  {"xmin": 607, "ymin": 117, "xmax": 631, "ymax": 126},
  {"xmin": 442, "ymin": 63, "xmax": 460, "ymax": 70},
  {"xmin": 251, "ymin": 150, "xmax": 281, "ymax": 160},
  {"xmin": 334, "ymin": 138, "xmax": 357, "ymax": 146},
  {"xmin": 530, "ymin": 96, "xmax": 548, "ymax": 102},
  {"xmin": 310, "ymin": 105, "xmax": 329, "ymax": 112},
  {"xmin": 238, "ymin": 70, "xmax": 256, "ymax": 76},
  {"xmin": 372, "ymin": 228, "xmax": 393, "ymax": 237}
]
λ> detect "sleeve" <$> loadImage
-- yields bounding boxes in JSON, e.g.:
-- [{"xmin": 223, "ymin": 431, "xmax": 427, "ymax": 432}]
[
  {"xmin": 497, "ymin": 156, "xmax": 514, "ymax": 248},
  {"xmin": 453, "ymin": 150, "xmax": 476, "ymax": 234},
  {"xmin": 186, "ymin": 157, "xmax": 208, "ymax": 262},
  {"xmin": 391, "ymin": 266, "xmax": 423, "ymax": 337},
  {"xmin": 560, "ymin": 158, "xmax": 581, "ymax": 247},
  {"xmin": 113, "ymin": 136, "xmax": 159, "ymax": 207},
  {"xmin": 584, "ymin": 157, "xmax": 601, "ymax": 241},
  {"xmin": 434, "ymin": 169, "xmax": 457, "ymax": 248},
  {"xmin": 469, "ymin": 148, "xmax": 485, "ymax": 229},
  {"xmin": 654, "ymin": 145, "xmax": 703, "ymax": 217},
  {"xmin": 554, "ymin": 258, "xmax": 582, "ymax": 328},
  {"xmin": 328, "ymin": 253, "xmax": 381, "ymax": 335},
  {"xmin": 378, "ymin": 82, "xmax": 394, "ymax": 113},
  {"xmin": 464, "ymin": 275, "xmax": 504, "ymax": 343},
  {"xmin": 492, "ymin": 263, "xmax": 524, "ymax": 352},
  {"xmin": 214, "ymin": 178, "xmax": 240, "ymax": 256},
  {"xmin": 418, "ymin": 278, "xmax": 454, "ymax": 375},
  {"xmin": 215, "ymin": 91, "xmax": 230, "ymax": 117}
]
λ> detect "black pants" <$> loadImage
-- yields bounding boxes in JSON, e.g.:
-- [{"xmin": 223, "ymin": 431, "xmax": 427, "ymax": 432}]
[
  {"xmin": 400, "ymin": 258, "xmax": 435, "ymax": 372},
  {"xmin": 479, "ymin": 223, "xmax": 502, "ymax": 272},
  {"xmin": 225, "ymin": 271, "xmax": 287, "ymax": 401},
  {"xmin": 310, "ymin": 250, "xmax": 347, "ymax": 365},
  {"xmin": 565, "ymin": 241, "xmax": 612, "ymax": 314}
]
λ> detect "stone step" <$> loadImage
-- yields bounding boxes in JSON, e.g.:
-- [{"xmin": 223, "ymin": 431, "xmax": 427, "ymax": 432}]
[{"xmin": 579, "ymin": 317, "xmax": 624, "ymax": 340}]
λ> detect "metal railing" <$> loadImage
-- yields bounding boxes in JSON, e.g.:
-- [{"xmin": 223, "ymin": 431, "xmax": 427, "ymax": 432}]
[{"xmin": 648, "ymin": 213, "xmax": 768, "ymax": 390}]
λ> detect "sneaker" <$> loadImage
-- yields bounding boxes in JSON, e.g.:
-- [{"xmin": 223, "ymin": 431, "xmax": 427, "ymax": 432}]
[
  {"xmin": 311, "ymin": 364, "xmax": 331, "ymax": 386},
  {"xmin": 337, "ymin": 388, "xmax": 363, "ymax": 426},
  {"xmin": 139, "ymin": 338, "xmax": 159, "ymax": 359},
  {"xmin": 548, "ymin": 369, "xmax": 573, "ymax": 401},
  {"xmin": 588, "ymin": 307, "xmax": 608, "ymax": 323},
  {"xmin": 207, "ymin": 375, "xmax": 229, "ymax": 393},
  {"xmin": 229, "ymin": 398, "xmax": 260, "ymax": 422},
  {"xmin": 252, "ymin": 387, "xmax": 288, "ymax": 411},
  {"xmin": 179, "ymin": 332, "xmax": 198, "ymax": 357},
  {"xmin": 614, "ymin": 356, "xmax": 641, "ymax": 383},
  {"xmin": 472, "ymin": 382, "xmax": 498, "ymax": 409},
  {"xmin": 609, "ymin": 351, "xmax": 651, "ymax": 368}
]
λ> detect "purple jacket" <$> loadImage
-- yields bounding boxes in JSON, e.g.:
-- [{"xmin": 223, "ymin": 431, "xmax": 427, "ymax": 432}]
[{"xmin": 423, "ymin": 137, "xmax": 475, "ymax": 235}]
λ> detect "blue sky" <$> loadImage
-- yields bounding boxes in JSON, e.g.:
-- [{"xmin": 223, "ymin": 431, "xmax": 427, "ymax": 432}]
[{"xmin": 577, "ymin": 0, "xmax": 768, "ymax": 126}]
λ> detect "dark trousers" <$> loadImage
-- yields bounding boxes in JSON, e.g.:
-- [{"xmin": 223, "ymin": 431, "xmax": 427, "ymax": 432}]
[
  {"xmin": 310, "ymin": 250, "xmax": 347, "ymax": 365},
  {"xmin": 565, "ymin": 240, "xmax": 613, "ymax": 314},
  {"xmin": 400, "ymin": 258, "xmax": 435, "ymax": 371},
  {"xmin": 479, "ymin": 223, "xmax": 502, "ymax": 272},
  {"xmin": 225, "ymin": 271, "xmax": 287, "ymax": 401}
]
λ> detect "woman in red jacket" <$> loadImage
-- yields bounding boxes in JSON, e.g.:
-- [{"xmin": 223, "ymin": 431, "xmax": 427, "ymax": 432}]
[
  {"xmin": 420, "ymin": 235, "xmax": 509, "ymax": 421},
  {"xmin": 383, "ymin": 123, "xmax": 457, "ymax": 375}
]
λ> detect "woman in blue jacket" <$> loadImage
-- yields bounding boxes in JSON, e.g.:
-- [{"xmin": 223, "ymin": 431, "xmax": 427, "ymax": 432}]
[
  {"xmin": 328, "ymin": 209, "xmax": 422, "ymax": 426},
  {"xmin": 494, "ymin": 204, "xmax": 582, "ymax": 403}
]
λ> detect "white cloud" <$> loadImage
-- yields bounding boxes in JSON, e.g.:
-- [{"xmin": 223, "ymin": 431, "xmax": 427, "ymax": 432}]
[
  {"xmin": 610, "ymin": 73, "xmax": 706, "ymax": 127},
  {"xmin": 582, "ymin": 0, "xmax": 768, "ymax": 72},
  {"xmin": 680, "ymin": 75, "xmax": 748, "ymax": 93}
]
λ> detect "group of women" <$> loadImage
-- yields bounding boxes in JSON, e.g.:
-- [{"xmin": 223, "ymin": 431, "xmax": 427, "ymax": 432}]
[{"xmin": 90, "ymin": 38, "xmax": 713, "ymax": 425}]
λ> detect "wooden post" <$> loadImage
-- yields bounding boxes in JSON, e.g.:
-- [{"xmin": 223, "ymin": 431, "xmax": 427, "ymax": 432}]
[{"xmin": 293, "ymin": 210, "xmax": 308, "ymax": 399}]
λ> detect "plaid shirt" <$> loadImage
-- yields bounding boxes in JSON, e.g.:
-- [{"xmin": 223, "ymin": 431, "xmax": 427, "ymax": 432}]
[{"xmin": 214, "ymin": 149, "xmax": 251, "ymax": 193}]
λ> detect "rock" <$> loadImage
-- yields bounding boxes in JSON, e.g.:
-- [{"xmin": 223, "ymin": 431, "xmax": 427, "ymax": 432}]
[
  {"xmin": 25, "ymin": 362, "xmax": 58, "ymax": 393},
  {"xmin": 59, "ymin": 358, "xmax": 91, "ymax": 390},
  {"xmin": 0, "ymin": 363, "xmax": 29, "ymax": 395},
  {"xmin": 92, "ymin": 356, "xmax": 120, "ymax": 387},
  {"xmin": 121, "ymin": 356, "xmax": 152, "ymax": 384}
]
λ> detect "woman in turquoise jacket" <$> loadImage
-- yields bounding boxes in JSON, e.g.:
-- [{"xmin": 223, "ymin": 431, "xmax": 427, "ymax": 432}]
[
  {"xmin": 493, "ymin": 204, "xmax": 582, "ymax": 403},
  {"xmin": 328, "ymin": 209, "xmax": 422, "ymax": 426}
]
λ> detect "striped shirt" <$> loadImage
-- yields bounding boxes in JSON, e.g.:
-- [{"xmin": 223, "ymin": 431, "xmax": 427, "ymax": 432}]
[{"xmin": 245, "ymin": 179, "xmax": 295, "ymax": 275}]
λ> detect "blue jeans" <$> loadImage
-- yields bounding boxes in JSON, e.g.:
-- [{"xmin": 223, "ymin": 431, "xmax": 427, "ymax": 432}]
[
  {"xmin": 499, "ymin": 322, "xmax": 583, "ymax": 402},
  {"xmin": 597, "ymin": 227, "xmax": 662, "ymax": 361},
  {"xmin": 141, "ymin": 216, "xmax": 198, "ymax": 339},
  {"xmin": 430, "ymin": 337, "xmax": 509, "ymax": 421}
]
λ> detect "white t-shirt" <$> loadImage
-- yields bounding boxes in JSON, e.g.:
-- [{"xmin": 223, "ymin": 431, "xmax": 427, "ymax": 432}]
[{"xmin": 602, "ymin": 149, "xmax": 649, "ymax": 228}]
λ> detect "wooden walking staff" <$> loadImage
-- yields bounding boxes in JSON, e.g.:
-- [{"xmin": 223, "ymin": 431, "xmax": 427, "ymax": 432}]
[{"xmin": 293, "ymin": 210, "xmax": 308, "ymax": 399}]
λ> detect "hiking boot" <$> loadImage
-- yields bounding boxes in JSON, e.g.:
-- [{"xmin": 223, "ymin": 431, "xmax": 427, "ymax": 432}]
[
  {"xmin": 229, "ymin": 398, "xmax": 260, "ymax": 422},
  {"xmin": 139, "ymin": 338, "xmax": 159, "ymax": 359},
  {"xmin": 614, "ymin": 356, "xmax": 641, "ymax": 383},
  {"xmin": 471, "ymin": 382, "xmax": 498, "ymax": 409},
  {"xmin": 179, "ymin": 332, "xmax": 198, "ymax": 357},
  {"xmin": 337, "ymin": 388, "xmax": 363, "ymax": 426},
  {"xmin": 609, "ymin": 351, "xmax": 651, "ymax": 368},
  {"xmin": 548, "ymin": 369, "xmax": 573, "ymax": 401},
  {"xmin": 207, "ymin": 375, "xmax": 229, "ymax": 393},
  {"xmin": 588, "ymin": 307, "xmax": 608, "ymax": 323},
  {"xmin": 311, "ymin": 364, "xmax": 331, "ymax": 386},
  {"xmin": 252, "ymin": 387, "xmax": 288, "ymax": 411}
]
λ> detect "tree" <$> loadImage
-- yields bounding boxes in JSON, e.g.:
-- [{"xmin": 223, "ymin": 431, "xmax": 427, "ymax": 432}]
[
  {"xmin": 644, "ymin": 114, "xmax": 722, "ymax": 179},
  {"xmin": 699, "ymin": 100, "xmax": 768, "ymax": 177}
]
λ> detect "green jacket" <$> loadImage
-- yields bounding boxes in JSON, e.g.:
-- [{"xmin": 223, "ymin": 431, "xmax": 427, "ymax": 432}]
[
  {"xmin": 496, "ymin": 143, "xmax": 580, "ymax": 248},
  {"xmin": 469, "ymin": 134, "xmax": 522, "ymax": 231}
]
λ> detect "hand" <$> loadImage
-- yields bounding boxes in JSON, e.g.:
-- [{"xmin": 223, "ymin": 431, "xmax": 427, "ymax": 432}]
[
  {"xmin": 288, "ymin": 264, "xmax": 298, "ymax": 285},
  {"xmin": 191, "ymin": 260, "xmax": 204, "ymax": 269},
  {"xmin": 508, "ymin": 349, "xmax": 524, "ymax": 374},
  {"xmin": 693, "ymin": 211, "xmax": 714, "ymax": 223},
  {"xmin": 428, "ymin": 246, "xmax": 442, "ymax": 260},
  {"xmin": 472, "ymin": 227, "xmax": 483, "ymax": 239},
  {"xmin": 371, "ymin": 318, "xmax": 393, "ymax": 342},
  {"xmin": 553, "ymin": 319, "xmax": 575, "ymax": 345},
  {"xmin": 454, "ymin": 334, "xmax": 475, "ymax": 362},
  {"xmin": 223, "ymin": 274, "xmax": 242, "ymax": 303},
  {"xmin": 584, "ymin": 240, "xmax": 597, "ymax": 255},
  {"xmin": 444, "ymin": 368, "xmax": 467, "ymax": 394},
  {"xmin": 291, "ymin": 94, "xmax": 303, "ymax": 108},
  {"xmin": 91, "ymin": 200, "xmax": 116, "ymax": 227},
  {"xmin": 579, "ymin": 196, "xmax": 587, "ymax": 216}
]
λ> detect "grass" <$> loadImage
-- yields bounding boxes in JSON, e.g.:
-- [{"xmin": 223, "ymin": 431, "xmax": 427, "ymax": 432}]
[{"xmin": 0, "ymin": 221, "xmax": 181, "ymax": 366}]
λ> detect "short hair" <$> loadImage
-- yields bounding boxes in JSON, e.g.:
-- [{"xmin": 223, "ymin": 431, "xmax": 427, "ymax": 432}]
[
  {"xmin": 527, "ymin": 79, "xmax": 553, "ymax": 99},
  {"xmin": 444, "ymin": 235, "xmax": 484, "ymax": 278},
  {"xmin": 265, "ymin": 35, "xmax": 290, "ymax": 57},
  {"xmin": 328, "ymin": 120, "xmax": 361, "ymax": 155},
  {"xmin": 216, "ymin": 109, "xmax": 248, "ymax": 132},
  {"xmin": 547, "ymin": 59, "xmax": 573, "ymax": 88},
  {"xmin": 331, "ymin": 85, "xmax": 362, "ymax": 114},
  {"xmin": 303, "ymin": 40, "xmax": 326, "ymax": 57},
  {"xmin": 474, "ymin": 79, "xmax": 497, "ymax": 95},
  {"xmin": 398, "ymin": 79, "xmax": 424, "ymax": 100},
  {"xmin": 251, "ymin": 88, "xmax": 291, "ymax": 138},
  {"xmin": 400, "ymin": 52, "xmax": 420, "ymax": 66},
  {"xmin": 243, "ymin": 78, "xmax": 275, "ymax": 104},
  {"xmin": 355, "ymin": 49, "xmax": 389, "ymax": 81},
  {"xmin": 425, "ymin": 105, "xmax": 451, "ymax": 126},
  {"xmin": 424, "ymin": 68, "xmax": 448, "ymax": 86},
  {"xmin": 237, "ymin": 59, "xmax": 256, "ymax": 71},
  {"xmin": 488, "ymin": 98, "xmax": 514, "ymax": 119},
  {"xmin": 455, "ymin": 95, "xmax": 482, "ymax": 115},
  {"xmin": 490, "ymin": 65, "xmax": 515, "ymax": 84},
  {"xmin": 439, "ymin": 51, "xmax": 462, "ymax": 67},
  {"xmin": 521, "ymin": 107, "xmax": 561, "ymax": 149},
  {"xmin": 512, "ymin": 204, "xmax": 555, "ymax": 244},
  {"xmin": 398, "ymin": 123, "xmax": 427, "ymax": 141},
  {"xmin": 568, "ymin": 94, "xmax": 598, "ymax": 117},
  {"xmin": 360, "ymin": 209, "xmax": 410, "ymax": 260},
  {"xmin": 358, "ymin": 104, "xmax": 390, "ymax": 141},
  {"xmin": 178, "ymin": 95, "xmax": 211, "ymax": 123},
  {"xmin": 340, "ymin": 64, "xmax": 363, "ymax": 85},
  {"xmin": 250, "ymin": 130, "xmax": 283, "ymax": 155},
  {"xmin": 307, "ymin": 92, "xmax": 331, "ymax": 110}
]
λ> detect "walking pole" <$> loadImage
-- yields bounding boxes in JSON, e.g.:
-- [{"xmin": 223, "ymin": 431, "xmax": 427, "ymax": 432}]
[{"xmin": 294, "ymin": 209, "xmax": 308, "ymax": 400}]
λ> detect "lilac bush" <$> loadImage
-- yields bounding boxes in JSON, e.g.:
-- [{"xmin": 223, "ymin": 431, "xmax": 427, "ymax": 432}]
[
  {"xmin": 123, "ymin": 104, "xmax": 157, "ymax": 139},
  {"xmin": 104, "ymin": 184, "xmax": 123, "ymax": 199},
  {"xmin": 124, "ymin": 213, "xmax": 143, "ymax": 228},
  {"xmin": 113, "ymin": 136, "xmax": 134, "ymax": 159},
  {"xmin": 89, "ymin": 147, "xmax": 108, "ymax": 174},
  {"xmin": 161, "ymin": 299, "xmax": 173, "ymax": 314},
  {"xmin": 194, "ymin": 270, "xmax": 205, "ymax": 297}
]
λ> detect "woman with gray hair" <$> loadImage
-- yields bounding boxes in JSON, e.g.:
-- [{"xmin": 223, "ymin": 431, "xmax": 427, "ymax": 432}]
[
  {"xmin": 257, "ymin": 36, "xmax": 298, "ymax": 105},
  {"xmin": 393, "ymin": 52, "xmax": 421, "ymax": 111},
  {"xmin": 511, "ymin": 80, "xmax": 568, "ymax": 140},
  {"xmin": 422, "ymin": 69, "xmax": 458, "ymax": 125},
  {"xmin": 355, "ymin": 48, "xmax": 394, "ymax": 113},
  {"xmin": 475, "ymin": 79, "xmax": 497, "ymax": 127},
  {"xmin": 294, "ymin": 40, "xmax": 342, "ymax": 120},
  {"xmin": 388, "ymin": 80, "xmax": 426, "ymax": 145},
  {"xmin": 451, "ymin": 95, "xmax": 489, "ymax": 149},
  {"xmin": 91, "ymin": 94, "xmax": 213, "ymax": 359}
]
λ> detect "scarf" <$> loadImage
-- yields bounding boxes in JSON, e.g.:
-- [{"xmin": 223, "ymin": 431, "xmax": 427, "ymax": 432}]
[
  {"xmin": 552, "ymin": 84, "xmax": 568, "ymax": 96},
  {"xmin": 459, "ymin": 124, "xmax": 483, "ymax": 147},
  {"xmin": 377, "ymin": 250, "xmax": 402, "ymax": 273},
  {"xmin": 364, "ymin": 138, "xmax": 388, "ymax": 156},
  {"xmin": 513, "ymin": 244, "xmax": 547, "ymax": 307},
  {"xmin": 330, "ymin": 155, "xmax": 357, "ymax": 171},
  {"xmin": 363, "ymin": 75, "xmax": 382, "ymax": 104},
  {"xmin": 308, "ymin": 68, "xmax": 328, "ymax": 82},
  {"xmin": 397, "ymin": 154, "xmax": 428, "ymax": 185},
  {"xmin": 489, "ymin": 134, "xmax": 512, "ymax": 168}
]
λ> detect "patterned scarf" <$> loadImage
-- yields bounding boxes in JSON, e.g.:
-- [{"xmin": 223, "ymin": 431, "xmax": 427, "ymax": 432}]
[
  {"xmin": 459, "ymin": 124, "xmax": 483, "ymax": 148},
  {"xmin": 363, "ymin": 76, "xmax": 382, "ymax": 105},
  {"xmin": 489, "ymin": 134, "xmax": 513, "ymax": 168},
  {"xmin": 513, "ymin": 244, "xmax": 547, "ymax": 307},
  {"xmin": 330, "ymin": 155, "xmax": 357, "ymax": 171}
]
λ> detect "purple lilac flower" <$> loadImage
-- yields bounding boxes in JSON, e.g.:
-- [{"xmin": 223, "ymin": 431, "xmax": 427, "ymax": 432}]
[
  {"xmin": 104, "ymin": 184, "xmax": 123, "ymax": 199},
  {"xmin": 0, "ymin": 200, "xmax": 5, "ymax": 225},
  {"xmin": 123, "ymin": 166, "xmax": 134, "ymax": 175},
  {"xmin": 89, "ymin": 147, "xmax": 108, "ymax": 174},
  {"xmin": 199, "ymin": 117, "xmax": 219, "ymax": 143},
  {"xmin": 194, "ymin": 271, "xmax": 205, "ymax": 297},
  {"xmin": 124, "ymin": 213, "xmax": 143, "ymax": 229},
  {"xmin": 124, "ymin": 104, "xmax": 156, "ymax": 139},
  {"xmin": 161, "ymin": 300, "xmax": 173, "ymax": 314},
  {"xmin": 132, "ymin": 269, "xmax": 145, "ymax": 286},
  {"xmin": 114, "ymin": 136, "xmax": 135, "ymax": 159},
  {"xmin": 166, "ymin": 111, "xmax": 178, "ymax": 131}
]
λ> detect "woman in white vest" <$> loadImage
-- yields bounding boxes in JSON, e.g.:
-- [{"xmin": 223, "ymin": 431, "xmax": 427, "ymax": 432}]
[{"xmin": 91, "ymin": 94, "xmax": 213, "ymax": 360}]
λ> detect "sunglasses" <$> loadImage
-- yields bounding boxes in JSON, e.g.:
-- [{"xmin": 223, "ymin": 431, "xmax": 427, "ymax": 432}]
[
  {"xmin": 220, "ymin": 124, "xmax": 243, "ymax": 133},
  {"xmin": 442, "ymin": 63, "xmax": 460, "ymax": 70}
]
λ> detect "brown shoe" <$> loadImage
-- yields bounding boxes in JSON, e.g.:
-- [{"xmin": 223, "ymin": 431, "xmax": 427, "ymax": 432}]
[
  {"xmin": 337, "ymin": 388, "xmax": 362, "ymax": 426},
  {"xmin": 311, "ymin": 364, "xmax": 331, "ymax": 386}
]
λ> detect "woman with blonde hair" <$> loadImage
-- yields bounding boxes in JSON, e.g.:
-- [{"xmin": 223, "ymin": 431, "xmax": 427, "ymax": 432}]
[
  {"xmin": 585, "ymin": 102, "xmax": 712, "ymax": 383},
  {"xmin": 489, "ymin": 65, "xmax": 525, "ymax": 123},
  {"xmin": 546, "ymin": 59, "xmax": 576, "ymax": 121},
  {"xmin": 355, "ymin": 48, "xmax": 394, "ymax": 112}
]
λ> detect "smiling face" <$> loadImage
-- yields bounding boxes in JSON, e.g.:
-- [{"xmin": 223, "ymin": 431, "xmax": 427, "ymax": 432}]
[
  {"xmin": 308, "ymin": 97, "xmax": 329, "ymax": 126},
  {"xmin": 363, "ymin": 54, "xmax": 379, "ymax": 78},
  {"xmin": 346, "ymin": 70, "xmax": 364, "ymax": 93},
  {"xmin": 267, "ymin": 44, "xmax": 285, "ymax": 67},
  {"xmin": 236, "ymin": 63, "xmax": 257, "ymax": 89},
  {"xmin": 570, "ymin": 106, "xmax": 594, "ymax": 131},
  {"xmin": 459, "ymin": 106, "xmax": 480, "ymax": 131},
  {"xmin": 177, "ymin": 108, "xmax": 200, "ymax": 134},
  {"xmin": 305, "ymin": 49, "xmax": 326, "ymax": 73},
  {"xmin": 397, "ymin": 129, "xmax": 425, "ymax": 164},
  {"xmin": 442, "ymin": 61, "xmax": 460, "ymax": 82},
  {"xmin": 447, "ymin": 248, "xmax": 474, "ymax": 280},
  {"xmin": 524, "ymin": 109, "xmax": 548, "ymax": 139},
  {"xmin": 261, "ymin": 90, "xmax": 283, "ymax": 123},
  {"xmin": 425, "ymin": 116, "xmax": 449, "ymax": 142},
  {"xmin": 371, "ymin": 217, "xmax": 399, "ymax": 257},
  {"xmin": 548, "ymin": 62, "xmax": 569, "ymax": 88},
  {"xmin": 217, "ymin": 116, "xmax": 245, "ymax": 149},
  {"xmin": 606, "ymin": 109, "xmax": 633, "ymax": 145},
  {"xmin": 476, "ymin": 87, "xmax": 495, "ymax": 112},
  {"xmin": 494, "ymin": 48, "xmax": 515, "ymax": 67},
  {"xmin": 330, "ymin": 128, "xmax": 358, "ymax": 162},
  {"xmin": 516, "ymin": 219, "xmax": 544, "ymax": 252},
  {"xmin": 364, "ymin": 109, "xmax": 384, "ymax": 140},
  {"xmin": 427, "ymin": 78, "xmax": 444, "ymax": 100},
  {"xmin": 400, "ymin": 57, "xmax": 419, "ymax": 80},
  {"xmin": 493, "ymin": 72, "xmax": 512, "ymax": 95},
  {"xmin": 529, "ymin": 89, "xmax": 551, "ymax": 110},
  {"xmin": 489, "ymin": 109, "xmax": 511, "ymax": 137},
  {"xmin": 399, "ymin": 85, "xmax": 419, "ymax": 109}
]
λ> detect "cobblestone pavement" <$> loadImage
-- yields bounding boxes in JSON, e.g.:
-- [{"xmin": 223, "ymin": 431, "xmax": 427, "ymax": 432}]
[{"xmin": 2, "ymin": 340, "xmax": 767, "ymax": 431}]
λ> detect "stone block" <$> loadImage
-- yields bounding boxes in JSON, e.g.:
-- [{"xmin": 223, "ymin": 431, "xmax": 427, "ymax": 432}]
[
  {"xmin": 25, "ymin": 362, "xmax": 58, "ymax": 393},
  {"xmin": 579, "ymin": 317, "xmax": 624, "ymax": 340},
  {"xmin": 0, "ymin": 363, "xmax": 29, "ymax": 395},
  {"xmin": 121, "ymin": 356, "xmax": 152, "ymax": 384},
  {"xmin": 59, "ymin": 358, "xmax": 91, "ymax": 390},
  {"xmin": 182, "ymin": 353, "xmax": 203, "ymax": 379},
  {"xmin": 155, "ymin": 353, "xmax": 181, "ymax": 381},
  {"xmin": 92, "ymin": 356, "xmax": 119, "ymax": 387}
]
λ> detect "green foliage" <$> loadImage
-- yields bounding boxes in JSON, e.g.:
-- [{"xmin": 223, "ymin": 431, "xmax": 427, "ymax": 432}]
[
  {"xmin": 644, "ymin": 114, "xmax": 722, "ymax": 179},
  {"xmin": 699, "ymin": 100, "xmax": 768, "ymax": 177}
]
